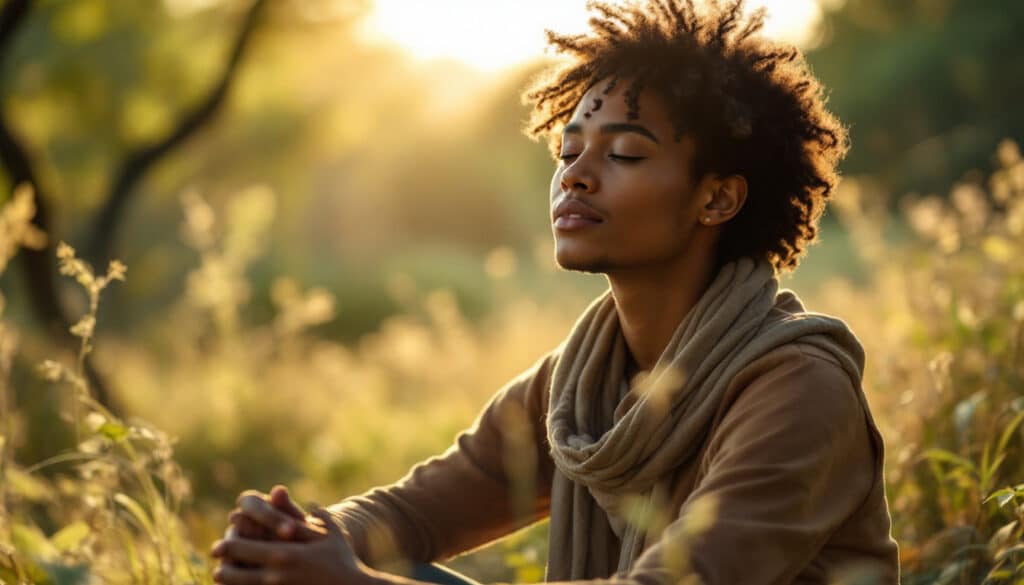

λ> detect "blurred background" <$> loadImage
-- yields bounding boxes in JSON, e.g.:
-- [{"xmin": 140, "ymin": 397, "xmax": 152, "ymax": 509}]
[{"xmin": 1, "ymin": 0, "xmax": 1023, "ymax": 583}]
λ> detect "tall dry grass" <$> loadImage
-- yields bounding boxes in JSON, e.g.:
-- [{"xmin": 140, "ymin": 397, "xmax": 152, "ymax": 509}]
[{"xmin": 0, "ymin": 141, "xmax": 1022, "ymax": 583}]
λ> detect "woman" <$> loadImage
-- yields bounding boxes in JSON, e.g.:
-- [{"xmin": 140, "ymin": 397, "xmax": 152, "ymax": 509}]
[{"xmin": 211, "ymin": 1, "xmax": 901, "ymax": 583}]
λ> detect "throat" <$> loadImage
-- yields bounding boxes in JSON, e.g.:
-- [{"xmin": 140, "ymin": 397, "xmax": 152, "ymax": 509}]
[{"xmin": 609, "ymin": 262, "xmax": 718, "ymax": 374}]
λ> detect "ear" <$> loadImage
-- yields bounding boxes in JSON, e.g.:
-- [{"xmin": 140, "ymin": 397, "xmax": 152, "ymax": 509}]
[{"xmin": 699, "ymin": 174, "xmax": 747, "ymax": 226}]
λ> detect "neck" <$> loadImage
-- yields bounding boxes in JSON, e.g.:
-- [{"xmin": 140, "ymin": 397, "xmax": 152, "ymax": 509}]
[{"xmin": 608, "ymin": 252, "xmax": 718, "ymax": 374}]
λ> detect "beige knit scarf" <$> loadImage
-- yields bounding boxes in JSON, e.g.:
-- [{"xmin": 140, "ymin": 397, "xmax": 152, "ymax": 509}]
[{"xmin": 544, "ymin": 257, "xmax": 866, "ymax": 580}]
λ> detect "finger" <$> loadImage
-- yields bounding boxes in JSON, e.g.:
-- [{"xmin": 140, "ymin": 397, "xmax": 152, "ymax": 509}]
[
  {"xmin": 229, "ymin": 511, "xmax": 273, "ymax": 540},
  {"xmin": 286, "ymin": 519, "xmax": 328, "ymax": 543},
  {"xmin": 213, "ymin": 537, "xmax": 300, "ymax": 568},
  {"xmin": 269, "ymin": 485, "xmax": 306, "ymax": 520},
  {"xmin": 215, "ymin": 524, "xmax": 239, "ymax": 556},
  {"xmin": 213, "ymin": 564, "xmax": 283, "ymax": 585},
  {"xmin": 235, "ymin": 492, "xmax": 325, "ymax": 542},
  {"xmin": 238, "ymin": 493, "xmax": 301, "ymax": 540},
  {"xmin": 235, "ymin": 489, "xmax": 269, "ymax": 507},
  {"xmin": 215, "ymin": 525, "xmax": 262, "ymax": 570}
]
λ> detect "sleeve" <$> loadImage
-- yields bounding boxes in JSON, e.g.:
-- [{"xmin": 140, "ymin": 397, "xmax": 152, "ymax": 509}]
[
  {"xmin": 327, "ymin": 353, "xmax": 557, "ymax": 568},
  {"xmin": 622, "ymin": 347, "xmax": 880, "ymax": 585}
]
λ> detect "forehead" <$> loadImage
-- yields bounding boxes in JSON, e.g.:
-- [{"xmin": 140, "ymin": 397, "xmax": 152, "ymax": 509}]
[{"xmin": 567, "ymin": 79, "xmax": 674, "ymax": 130}]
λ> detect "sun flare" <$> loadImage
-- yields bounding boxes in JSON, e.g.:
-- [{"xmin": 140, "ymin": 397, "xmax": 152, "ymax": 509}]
[{"xmin": 360, "ymin": 0, "xmax": 831, "ymax": 72}]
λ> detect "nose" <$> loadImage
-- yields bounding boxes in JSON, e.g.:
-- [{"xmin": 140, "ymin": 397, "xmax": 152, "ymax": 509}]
[{"xmin": 559, "ymin": 156, "xmax": 598, "ymax": 194}]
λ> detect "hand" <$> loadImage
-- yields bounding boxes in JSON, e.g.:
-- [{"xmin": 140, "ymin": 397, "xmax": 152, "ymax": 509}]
[
  {"xmin": 212, "ymin": 507, "xmax": 367, "ymax": 585},
  {"xmin": 229, "ymin": 485, "xmax": 324, "ymax": 542}
]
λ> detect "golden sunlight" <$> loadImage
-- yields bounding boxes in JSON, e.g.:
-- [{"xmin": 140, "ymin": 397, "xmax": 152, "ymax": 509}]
[{"xmin": 359, "ymin": 0, "xmax": 835, "ymax": 72}]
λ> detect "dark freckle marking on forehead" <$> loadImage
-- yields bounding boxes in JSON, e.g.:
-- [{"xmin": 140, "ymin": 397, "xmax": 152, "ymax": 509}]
[{"xmin": 582, "ymin": 97, "xmax": 603, "ymax": 120}]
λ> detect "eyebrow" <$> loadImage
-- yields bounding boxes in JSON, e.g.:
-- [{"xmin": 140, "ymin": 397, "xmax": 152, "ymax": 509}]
[{"xmin": 563, "ymin": 122, "xmax": 660, "ymax": 144}]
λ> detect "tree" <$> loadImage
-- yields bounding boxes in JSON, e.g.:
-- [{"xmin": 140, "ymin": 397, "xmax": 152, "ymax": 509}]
[
  {"xmin": 808, "ymin": 0, "xmax": 1024, "ymax": 196},
  {"xmin": 0, "ymin": 0, "xmax": 269, "ymax": 413}
]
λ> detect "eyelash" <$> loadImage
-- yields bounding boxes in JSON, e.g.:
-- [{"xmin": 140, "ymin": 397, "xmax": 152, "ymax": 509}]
[{"xmin": 559, "ymin": 154, "xmax": 646, "ymax": 163}]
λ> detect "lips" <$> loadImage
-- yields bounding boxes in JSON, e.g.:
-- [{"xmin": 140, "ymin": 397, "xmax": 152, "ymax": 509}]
[{"xmin": 552, "ymin": 198, "xmax": 603, "ymax": 230}]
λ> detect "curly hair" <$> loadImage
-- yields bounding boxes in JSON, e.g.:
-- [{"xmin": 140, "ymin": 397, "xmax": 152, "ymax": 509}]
[{"xmin": 522, "ymin": 0, "xmax": 848, "ymax": 272}]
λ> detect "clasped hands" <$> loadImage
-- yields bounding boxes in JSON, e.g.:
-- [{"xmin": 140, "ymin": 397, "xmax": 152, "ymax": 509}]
[{"xmin": 211, "ymin": 485, "xmax": 369, "ymax": 585}]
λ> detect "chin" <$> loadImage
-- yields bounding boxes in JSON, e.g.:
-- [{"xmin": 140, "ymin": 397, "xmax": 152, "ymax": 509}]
[{"xmin": 555, "ymin": 251, "xmax": 612, "ymax": 274}]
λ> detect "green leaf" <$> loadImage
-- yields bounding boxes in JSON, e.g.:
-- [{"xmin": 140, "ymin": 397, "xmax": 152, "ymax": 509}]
[
  {"xmin": 504, "ymin": 552, "xmax": 528, "ymax": 566},
  {"xmin": 997, "ymin": 410, "xmax": 1024, "ymax": 456},
  {"xmin": 113, "ymin": 493, "xmax": 157, "ymax": 541},
  {"xmin": 981, "ymin": 449, "xmax": 1008, "ymax": 494},
  {"xmin": 97, "ymin": 421, "xmax": 129, "ymax": 442},
  {"xmin": 990, "ymin": 521, "xmax": 1020, "ymax": 550},
  {"xmin": 11, "ymin": 523, "xmax": 58, "ymax": 560},
  {"xmin": 50, "ymin": 522, "xmax": 91, "ymax": 553},
  {"xmin": 981, "ymin": 442, "xmax": 993, "ymax": 487},
  {"xmin": 922, "ymin": 448, "xmax": 977, "ymax": 472},
  {"xmin": 4, "ymin": 467, "xmax": 54, "ymax": 502},
  {"xmin": 985, "ymin": 484, "xmax": 1024, "ymax": 506},
  {"xmin": 996, "ymin": 543, "xmax": 1024, "ymax": 562},
  {"xmin": 984, "ymin": 488, "xmax": 1016, "ymax": 507},
  {"xmin": 516, "ymin": 564, "xmax": 545, "ymax": 583},
  {"xmin": 118, "ymin": 529, "xmax": 145, "ymax": 583}
]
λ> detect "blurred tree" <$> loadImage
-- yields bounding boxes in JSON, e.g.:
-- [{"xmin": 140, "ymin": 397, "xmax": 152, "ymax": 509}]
[
  {"xmin": 0, "ymin": 0, "xmax": 271, "ymax": 412},
  {"xmin": 0, "ymin": 0, "xmax": 607, "ymax": 351},
  {"xmin": 809, "ymin": 0, "xmax": 1024, "ymax": 197}
]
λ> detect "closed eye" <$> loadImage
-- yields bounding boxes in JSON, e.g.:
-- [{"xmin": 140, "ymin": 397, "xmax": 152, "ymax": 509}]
[
  {"xmin": 559, "ymin": 154, "xmax": 646, "ymax": 163},
  {"xmin": 609, "ymin": 154, "xmax": 646, "ymax": 163}
]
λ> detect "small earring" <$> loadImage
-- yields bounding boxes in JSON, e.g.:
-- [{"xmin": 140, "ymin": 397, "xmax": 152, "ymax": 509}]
[{"xmin": 703, "ymin": 216, "xmax": 711, "ymax": 223}]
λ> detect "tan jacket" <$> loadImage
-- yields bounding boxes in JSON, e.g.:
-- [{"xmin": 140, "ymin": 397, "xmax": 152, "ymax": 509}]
[{"xmin": 331, "ymin": 343, "xmax": 900, "ymax": 584}]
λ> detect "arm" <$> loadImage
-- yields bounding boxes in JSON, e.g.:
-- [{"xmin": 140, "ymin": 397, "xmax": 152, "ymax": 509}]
[
  {"xmin": 214, "ymin": 347, "xmax": 889, "ymax": 585},
  {"xmin": 329, "ymin": 353, "xmax": 558, "ymax": 568},
  {"xmin": 304, "ymin": 347, "xmax": 882, "ymax": 585}
]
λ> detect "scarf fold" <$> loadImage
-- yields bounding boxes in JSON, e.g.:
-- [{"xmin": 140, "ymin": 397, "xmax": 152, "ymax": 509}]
[{"xmin": 544, "ymin": 257, "xmax": 866, "ymax": 581}]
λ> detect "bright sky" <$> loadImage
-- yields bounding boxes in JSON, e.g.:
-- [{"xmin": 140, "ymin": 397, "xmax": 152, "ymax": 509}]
[{"xmin": 360, "ymin": 0, "xmax": 833, "ymax": 72}]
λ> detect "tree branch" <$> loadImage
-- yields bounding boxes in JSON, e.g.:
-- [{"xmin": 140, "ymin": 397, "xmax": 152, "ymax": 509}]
[
  {"xmin": 0, "ymin": 0, "xmax": 58, "ymax": 337},
  {"xmin": 0, "ymin": 0, "xmax": 119, "ymax": 413},
  {"xmin": 0, "ymin": 0, "xmax": 31, "ymax": 50},
  {"xmin": 86, "ymin": 0, "xmax": 269, "ymax": 267}
]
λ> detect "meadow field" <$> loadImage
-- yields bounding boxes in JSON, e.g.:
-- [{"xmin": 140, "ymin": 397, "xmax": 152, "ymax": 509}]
[
  {"xmin": 1, "ymin": 139, "xmax": 1023, "ymax": 583},
  {"xmin": 1, "ymin": 0, "xmax": 1023, "ymax": 583}
]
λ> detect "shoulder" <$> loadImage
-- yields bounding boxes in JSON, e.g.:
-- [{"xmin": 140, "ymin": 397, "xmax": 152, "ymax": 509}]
[
  {"xmin": 711, "ymin": 341, "xmax": 870, "ymax": 458},
  {"xmin": 730, "ymin": 341, "xmax": 859, "ymax": 404},
  {"xmin": 695, "ymin": 340, "xmax": 881, "ymax": 514}
]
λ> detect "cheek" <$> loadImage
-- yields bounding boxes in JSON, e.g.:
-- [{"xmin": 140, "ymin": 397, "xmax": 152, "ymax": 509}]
[
  {"xmin": 618, "ymin": 171, "xmax": 692, "ymax": 226},
  {"xmin": 611, "ymin": 174, "xmax": 696, "ymax": 254}
]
